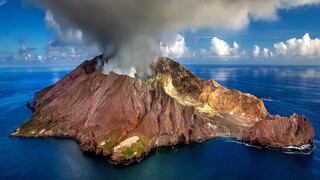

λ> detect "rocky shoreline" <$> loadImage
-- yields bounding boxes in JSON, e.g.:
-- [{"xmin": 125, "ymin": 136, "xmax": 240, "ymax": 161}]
[{"xmin": 11, "ymin": 56, "xmax": 315, "ymax": 164}]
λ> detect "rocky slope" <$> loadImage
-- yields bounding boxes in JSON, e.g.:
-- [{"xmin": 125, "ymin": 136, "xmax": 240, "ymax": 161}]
[
  {"xmin": 11, "ymin": 56, "xmax": 314, "ymax": 164},
  {"xmin": 242, "ymin": 113, "xmax": 314, "ymax": 149}
]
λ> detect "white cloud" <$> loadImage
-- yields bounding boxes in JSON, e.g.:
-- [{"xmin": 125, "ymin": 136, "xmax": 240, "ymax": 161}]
[
  {"xmin": 252, "ymin": 45, "xmax": 273, "ymax": 58},
  {"xmin": 273, "ymin": 42, "xmax": 287, "ymax": 55},
  {"xmin": 232, "ymin": 42, "xmax": 240, "ymax": 54},
  {"xmin": 211, "ymin": 37, "xmax": 231, "ymax": 56},
  {"xmin": 0, "ymin": 0, "xmax": 7, "ymax": 7},
  {"xmin": 201, "ymin": 37, "xmax": 240, "ymax": 58},
  {"xmin": 200, "ymin": 48, "xmax": 209, "ymax": 57},
  {"xmin": 24, "ymin": 54, "xmax": 32, "ymax": 61},
  {"xmin": 253, "ymin": 45, "xmax": 261, "ymax": 57},
  {"xmin": 18, "ymin": 44, "xmax": 36, "ymax": 55},
  {"xmin": 45, "ymin": 44, "xmax": 99, "ymax": 61},
  {"xmin": 36, "ymin": 0, "xmax": 320, "ymax": 69},
  {"xmin": 0, "ymin": 40, "xmax": 100, "ymax": 63},
  {"xmin": 37, "ymin": 55, "xmax": 44, "ymax": 62},
  {"xmin": 160, "ymin": 34, "xmax": 188, "ymax": 58},
  {"xmin": 36, "ymin": 0, "xmax": 320, "ymax": 73},
  {"xmin": 263, "ymin": 48, "xmax": 270, "ymax": 58},
  {"xmin": 274, "ymin": 33, "xmax": 320, "ymax": 58}
]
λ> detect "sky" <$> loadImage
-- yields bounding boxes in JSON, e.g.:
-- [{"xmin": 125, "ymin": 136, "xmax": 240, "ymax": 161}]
[{"xmin": 1, "ymin": 0, "xmax": 320, "ymax": 65}]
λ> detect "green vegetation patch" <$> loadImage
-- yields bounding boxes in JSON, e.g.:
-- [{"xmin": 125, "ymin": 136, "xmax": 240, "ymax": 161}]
[
  {"xmin": 122, "ymin": 147, "xmax": 135, "ymax": 158},
  {"xmin": 121, "ymin": 139, "xmax": 147, "ymax": 159},
  {"xmin": 100, "ymin": 137, "xmax": 113, "ymax": 155}
]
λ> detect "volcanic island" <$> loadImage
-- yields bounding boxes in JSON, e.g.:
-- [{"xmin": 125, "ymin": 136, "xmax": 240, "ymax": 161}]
[{"xmin": 11, "ymin": 56, "xmax": 315, "ymax": 165}]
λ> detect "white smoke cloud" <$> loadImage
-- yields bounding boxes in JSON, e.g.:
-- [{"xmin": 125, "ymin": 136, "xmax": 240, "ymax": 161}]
[
  {"xmin": 274, "ymin": 33, "xmax": 320, "ymax": 58},
  {"xmin": 34, "ymin": 0, "xmax": 320, "ymax": 75},
  {"xmin": 160, "ymin": 34, "xmax": 188, "ymax": 58},
  {"xmin": 45, "ymin": 11, "xmax": 84, "ymax": 45}
]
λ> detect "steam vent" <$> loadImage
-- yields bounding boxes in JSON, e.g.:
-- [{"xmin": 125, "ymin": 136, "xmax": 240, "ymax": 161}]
[{"xmin": 11, "ymin": 56, "xmax": 314, "ymax": 165}]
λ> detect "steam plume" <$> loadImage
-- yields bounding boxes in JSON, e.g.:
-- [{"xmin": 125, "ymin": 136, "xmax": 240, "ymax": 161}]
[{"xmin": 34, "ymin": 0, "xmax": 320, "ymax": 77}]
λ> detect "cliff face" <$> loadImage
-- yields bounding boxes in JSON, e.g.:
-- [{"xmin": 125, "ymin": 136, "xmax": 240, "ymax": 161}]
[
  {"xmin": 11, "ymin": 56, "xmax": 314, "ymax": 164},
  {"xmin": 242, "ymin": 114, "xmax": 314, "ymax": 148}
]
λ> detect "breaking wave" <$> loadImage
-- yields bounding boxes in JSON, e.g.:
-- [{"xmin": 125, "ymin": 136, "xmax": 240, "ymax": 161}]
[{"xmin": 261, "ymin": 97, "xmax": 275, "ymax": 102}]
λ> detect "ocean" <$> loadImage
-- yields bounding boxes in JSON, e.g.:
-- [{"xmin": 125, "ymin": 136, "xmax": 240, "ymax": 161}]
[{"xmin": 0, "ymin": 65, "xmax": 319, "ymax": 180}]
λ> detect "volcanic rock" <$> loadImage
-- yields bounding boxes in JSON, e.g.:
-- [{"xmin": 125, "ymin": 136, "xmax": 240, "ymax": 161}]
[
  {"xmin": 242, "ymin": 113, "xmax": 314, "ymax": 148},
  {"xmin": 11, "ymin": 56, "xmax": 315, "ymax": 164}
]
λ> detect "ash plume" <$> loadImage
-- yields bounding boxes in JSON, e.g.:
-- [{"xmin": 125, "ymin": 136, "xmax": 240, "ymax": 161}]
[{"xmin": 34, "ymin": 0, "xmax": 320, "ymax": 77}]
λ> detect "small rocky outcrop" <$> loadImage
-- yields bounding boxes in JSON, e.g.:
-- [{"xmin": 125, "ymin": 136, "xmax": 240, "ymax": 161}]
[
  {"xmin": 11, "ymin": 56, "xmax": 315, "ymax": 164},
  {"xmin": 242, "ymin": 113, "xmax": 314, "ymax": 148}
]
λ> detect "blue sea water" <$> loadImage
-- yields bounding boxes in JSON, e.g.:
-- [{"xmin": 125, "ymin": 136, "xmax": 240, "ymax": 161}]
[{"xmin": 0, "ymin": 65, "xmax": 319, "ymax": 180}]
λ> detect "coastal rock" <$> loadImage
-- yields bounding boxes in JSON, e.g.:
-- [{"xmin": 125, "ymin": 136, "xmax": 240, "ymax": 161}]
[
  {"xmin": 11, "ymin": 56, "xmax": 315, "ymax": 164},
  {"xmin": 242, "ymin": 113, "xmax": 314, "ymax": 148}
]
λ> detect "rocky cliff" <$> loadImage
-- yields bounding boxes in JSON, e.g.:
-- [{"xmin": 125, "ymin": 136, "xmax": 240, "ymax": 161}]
[{"xmin": 11, "ymin": 56, "xmax": 314, "ymax": 164}]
